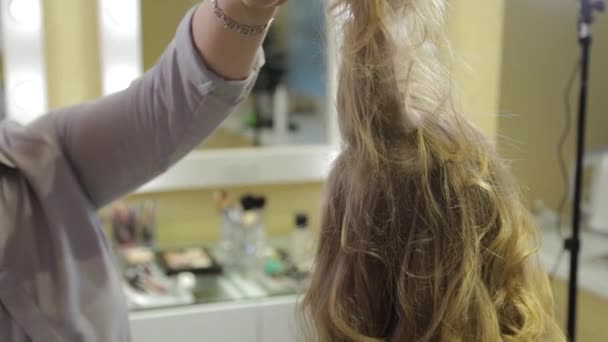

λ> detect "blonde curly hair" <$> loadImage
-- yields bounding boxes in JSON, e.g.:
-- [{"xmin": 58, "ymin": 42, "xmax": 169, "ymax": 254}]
[{"xmin": 301, "ymin": 1, "xmax": 564, "ymax": 341}]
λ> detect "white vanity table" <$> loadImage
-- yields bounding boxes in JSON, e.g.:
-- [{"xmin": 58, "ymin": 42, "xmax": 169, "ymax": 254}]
[{"xmin": 130, "ymin": 293, "xmax": 298, "ymax": 342}]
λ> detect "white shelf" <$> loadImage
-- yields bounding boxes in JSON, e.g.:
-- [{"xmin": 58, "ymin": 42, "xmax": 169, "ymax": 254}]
[
  {"xmin": 136, "ymin": 145, "xmax": 339, "ymax": 193},
  {"xmin": 129, "ymin": 295, "xmax": 297, "ymax": 342}
]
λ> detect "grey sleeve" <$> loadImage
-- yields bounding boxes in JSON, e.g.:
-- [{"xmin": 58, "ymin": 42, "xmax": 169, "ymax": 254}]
[{"xmin": 30, "ymin": 8, "xmax": 262, "ymax": 208}]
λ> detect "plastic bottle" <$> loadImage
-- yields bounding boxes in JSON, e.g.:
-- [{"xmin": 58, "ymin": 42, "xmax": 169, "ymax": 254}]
[
  {"xmin": 291, "ymin": 213, "xmax": 313, "ymax": 272},
  {"xmin": 215, "ymin": 190, "xmax": 238, "ymax": 266},
  {"xmin": 240, "ymin": 195, "xmax": 266, "ymax": 273}
]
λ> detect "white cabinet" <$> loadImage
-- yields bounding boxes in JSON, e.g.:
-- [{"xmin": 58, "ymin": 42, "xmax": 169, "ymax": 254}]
[
  {"xmin": 258, "ymin": 297, "xmax": 298, "ymax": 342},
  {"xmin": 130, "ymin": 296, "xmax": 297, "ymax": 342}
]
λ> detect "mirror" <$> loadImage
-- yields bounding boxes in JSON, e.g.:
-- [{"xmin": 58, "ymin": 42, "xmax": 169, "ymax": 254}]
[
  {"xmin": 0, "ymin": 0, "xmax": 48, "ymax": 124},
  {"xmin": 0, "ymin": 23, "xmax": 5, "ymax": 121},
  {"xmin": 140, "ymin": 1, "xmax": 329, "ymax": 150},
  {"xmin": 98, "ymin": 0, "xmax": 338, "ymax": 191}
]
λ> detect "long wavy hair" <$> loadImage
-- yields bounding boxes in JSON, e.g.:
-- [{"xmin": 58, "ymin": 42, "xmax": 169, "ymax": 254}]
[{"xmin": 301, "ymin": 0, "xmax": 564, "ymax": 341}]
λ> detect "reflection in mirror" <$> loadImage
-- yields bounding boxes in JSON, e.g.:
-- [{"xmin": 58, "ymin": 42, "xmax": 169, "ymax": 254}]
[
  {"xmin": 0, "ymin": 0, "xmax": 47, "ymax": 124},
  {"xmin": 0, "ymin": 23, "xmax": 5, "ymax": 121},
  {"xmin": 98, "ymin": 0, "xmax": 142, "ymax": 95},
  {"xmin": 140, "ymin": 1, "xmax": 328, "ymax": 150}
]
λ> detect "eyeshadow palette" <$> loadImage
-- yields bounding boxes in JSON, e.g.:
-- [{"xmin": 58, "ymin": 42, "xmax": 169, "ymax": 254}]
[{"xmin": 159, "ymin": 246, "xmax": 222, "ymax": 275}]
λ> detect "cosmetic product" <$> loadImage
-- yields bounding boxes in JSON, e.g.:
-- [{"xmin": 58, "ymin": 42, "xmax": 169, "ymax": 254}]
[
  {"xmin": 239, "ymin": 195, "xmax": 267, "ymax": 274},
  {"xmin": 291, "ymin": 213, "xmax": 314, "ymax": 273},
  {"xmin": 159, "ymin": 246, "xmax": 221, "ymax": 276}
]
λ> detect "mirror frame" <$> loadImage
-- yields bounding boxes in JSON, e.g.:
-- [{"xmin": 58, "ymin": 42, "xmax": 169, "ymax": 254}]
[
  {"xmin": 1, "ymin": 0, "xmax": 48, "ymax": 124},
  {"xmin": 97, "ymin": 0, "xmax": 340, "ymax": 193}
]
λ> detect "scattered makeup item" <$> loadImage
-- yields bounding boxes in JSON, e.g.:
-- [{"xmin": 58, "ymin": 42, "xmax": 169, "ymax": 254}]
[
  {"xmin": 159, "ymin": 246, "xmax": 222, "ymax": 276},
  {"xmin": 119, "ymin": 246, "xmax": 195, "ymax": 310},
  {"xmin": 263, "ymin": 259, "xmax": 285, "ymax": 277},
  {"xmin": 109, "ymin": 200, "xmax": 204, "ymax": 310},
  {"xmin": 291, "ymin": 213, "xmax": 314, "ymax": 273},
  {"xmin": 138, "ymin": 200, "xmax": 157, "ymax": 247},
  {"xmin": 217, "ymin": 193, "xmax": 267, "ymax": 273},
  {"xmin": 177, "ymin": 272, "xmax": 197, "ymax": 291},
  {"xmin": 122, "ymin": 268, "xmax": 194, "ymax": 310},
  {"xmin": 124, "ymin": 264, "xmax": 168, "ymax": 295},
  {"xmin": 123, "ymin": 246, "xmax": 155, "ymax": 266},
  {"xmin": 213, "ymin": 189, "xmax": 230, "ymax": 213},
  {"xmin": 111, "ymin": 202, "xmax": 138, "ymax": 247},
  {"xmin": 237, "ymin": 195, "xmax": 267, "ymax": 273},
  {"xmin": 110, "ymin": 200, "xmax": 158, "ymax": 248}
]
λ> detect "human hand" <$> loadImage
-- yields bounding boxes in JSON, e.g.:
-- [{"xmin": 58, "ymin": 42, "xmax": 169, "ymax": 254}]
[{"xmin": 194, "ymin": 0, "xmax": 288, "ymax": 79}]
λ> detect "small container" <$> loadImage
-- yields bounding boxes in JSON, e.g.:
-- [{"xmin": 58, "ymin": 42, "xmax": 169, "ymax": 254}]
[
  {"xmin": 111, "ymin": 202, "xmax": 138, "ymax": 247},
  {"xmin": 110, "ymin": 200, "xmax": 157, "ymax": 248},
  {"xmin": 138, "ymin": 200, "xmax": 157, "ymax": 247},
  {"xmin": 239, "ymin": 195, "xmax": 267, "ymax": 274},
  {"xmin": 159, "ymin": 246, "xmax": 221, "ymax": 276},
  {"xmin": 220, "ymin": 195, "xmax": 267, "ymax": 273},
  {"xmin": 216, "ymin": 190, "xmax": 237, "ymax": 265},
  {"xmin": 291, "ymin": 213, "xmax": 313, "ymax": 272}
]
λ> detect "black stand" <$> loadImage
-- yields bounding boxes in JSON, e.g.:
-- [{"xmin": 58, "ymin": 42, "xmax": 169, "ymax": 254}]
[{"xmin": 565, "ymin": 1, "xmax": 604, "ymax": 341}]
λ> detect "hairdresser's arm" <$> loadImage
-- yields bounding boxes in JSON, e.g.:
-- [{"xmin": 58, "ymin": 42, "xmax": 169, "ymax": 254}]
[
  {"xmin": 28, "ymin": 1, "xmax": 282, "ymax": 208},
  {"xmin": 193, "ymin": 0, "xmax": 280, "ymax": 80}
]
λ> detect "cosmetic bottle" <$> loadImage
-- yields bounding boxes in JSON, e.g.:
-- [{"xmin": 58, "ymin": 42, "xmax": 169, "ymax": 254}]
[{"xmin": 291, "ymin": 213, "xmax": 313, "ymax": 272}]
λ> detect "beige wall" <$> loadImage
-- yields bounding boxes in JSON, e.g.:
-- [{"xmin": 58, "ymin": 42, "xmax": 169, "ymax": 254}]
[
  {"xmin": 446, "ymin": 0, "xmax": 505, "ymax": 141},
  {"xmin": 123, "ymin": 183, "xmax": 324, "ymax": 247},
  {"xmin": 498, "ymin": 0, "xmax": 608, "ymax": 209},
  {"xmin": 141, "ymin": 0, "xmax": 196, "ymax": 70}
]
